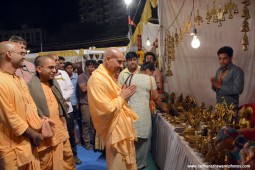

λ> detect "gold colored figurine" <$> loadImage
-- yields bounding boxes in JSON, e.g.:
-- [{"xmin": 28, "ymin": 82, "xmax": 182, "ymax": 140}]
[
  {"xmin": 204, "ymin": 130, "xmax": 218, "ymax": 164},
  {"xmin": 170, "ymin": 92, "xmax": 176, "ymax": 105},
  {"xmin": 227, "ymin": 104, "xmax": 237, "ymax": 125},
  {"xmin": 238, "ymin": 106, "xmax": 253, "ymax": 128}
]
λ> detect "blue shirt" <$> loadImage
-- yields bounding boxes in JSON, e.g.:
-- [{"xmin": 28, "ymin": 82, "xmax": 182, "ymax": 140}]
[
  {"xmin": 213, "ymin": 63, "xmax": 244, "ymax": 106},
  {"xmin": 70, "ymin": 73, "xmax": 78, "ymax": 106}
]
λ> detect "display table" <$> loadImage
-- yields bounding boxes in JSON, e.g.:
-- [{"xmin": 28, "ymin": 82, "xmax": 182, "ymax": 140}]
[{"xmin": 152, "ymin": 114, "xmax": 207, "ymax": 170}]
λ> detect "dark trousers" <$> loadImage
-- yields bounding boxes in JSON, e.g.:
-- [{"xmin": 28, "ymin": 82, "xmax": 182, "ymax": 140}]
[
  {"xmin": 80, "ymin": 104, "xmax": 95, "ymax": 147},
  {"xmin": 66, "ymin": 106, "xmax": 83, "ymax": 156}
]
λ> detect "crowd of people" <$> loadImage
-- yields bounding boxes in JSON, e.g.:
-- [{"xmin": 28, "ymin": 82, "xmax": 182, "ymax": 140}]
[
  {"xmin": 0, "ymin": 35, "xmax": 248, "ymax": 170},
  {"xmin": 0, "ymin": 36, "xmax": 168, "ymax": 170}
]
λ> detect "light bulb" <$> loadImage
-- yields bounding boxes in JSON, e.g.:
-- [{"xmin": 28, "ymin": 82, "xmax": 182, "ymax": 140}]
[
  {"xmin": 124, "ymin": 0, "xmax": 132, "ymax": 6},
  {"xmin": 191, "ymin": 36, "xmax": 200, "ymax": 48},
  {"xmin": 146, "ymin": 38, "xmax": 151, "ymax": 46}
]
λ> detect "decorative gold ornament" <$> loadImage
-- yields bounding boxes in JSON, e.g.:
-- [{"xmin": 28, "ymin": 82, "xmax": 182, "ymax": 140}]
[
  {"xmin": 238, "ymin": 106, "xmax": 253, "ymax": 128},
  {"xmin": 164, "ymin": 31, "xmax": 175, "ymax": 77},
  {"xmin": 241, "ymin": 18, "xmax": 250, "ymax": 32},
  {"xmin": 211, "ymin": 1, "xmax": 218, "ymax": 23},
  {"xmin": 179, "ymin": 27, "xmax": 184, "ymax": 43},
  {"xmin": 165, "ymin": 64, "xmax": 173, "ymax": 77},
  {"xmin": 241, "ymin": 4, "xmax": 250, "ymax": 19},
  {"xmin": 224, "ymin": 0, "xmax": 238, "ymax": 19},
  {"xmin": 194, "ymin": 9, "xmax": 203, "ymax": 26},
  {"xmin": 217, "ymin": 7, "xmax": 224, "ymax": 27},
  {"xmin": 242, "ymin": 0, "xmax": 250, "ymax": 5},
  {"xmin": 241, "ymin": 1, "xmax": 251, "ymax": 51},
  {"xmin": 206, "ymin": 4, "xmax": 212, "ymax": 24},
  {"xmin": 242, "ymin": 32, "xmax": 249, "ymax": 51},
  {"xmin": 174, "ymin": 28, "xmax": 179, "ymax": 46}
]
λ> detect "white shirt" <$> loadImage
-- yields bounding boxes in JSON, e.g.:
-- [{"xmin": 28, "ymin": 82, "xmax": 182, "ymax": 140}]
[{"xmin": 55, "ymin": 70, "xmax": 74, "ymax": 113}]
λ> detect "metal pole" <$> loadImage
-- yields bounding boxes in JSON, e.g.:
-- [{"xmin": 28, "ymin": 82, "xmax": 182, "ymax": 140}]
[{"xmin": 40, "ymin": 42, "xmax": 43, "ymax": 52}]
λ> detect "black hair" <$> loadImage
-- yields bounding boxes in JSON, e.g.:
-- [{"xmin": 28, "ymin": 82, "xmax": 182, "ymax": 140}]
[
  {"xmin": 141, "ymin": 62, "xmax": 155, "ymax": 72},
  {"xmin": 125, "ymin": 51, "xmax": 138, "ymax": 60},
  {"xmin": 97, "ymin": 60, "xmax": 103, "ymax": 64},
  {"xmin": 64, "ymin": 62, "xmax": 73, "ymax": 68},
  {"xmin": 9, "ymin": 36, "xmax": 27, "ymax": 46},
  {"xmin": 85, "ymin": 60, "xmax": 97, "ymax": 67},
  {"xmin": 58, "ymin": 56, "xmax": 65, "ymax": 61},
  {"xmin": 34, "ymin": 55, "xmax": 52, "ymax": 67},
  {"xmin": 144, "ymin": 52, "xmax": 156, "ymax": 61},
  {"xmin": 217, "ymin": 46, "xmax": 233, "ymax": 57}
]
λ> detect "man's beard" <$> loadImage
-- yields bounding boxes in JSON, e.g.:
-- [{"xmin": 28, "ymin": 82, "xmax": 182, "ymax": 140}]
[{"xmin": 128, "ymin": 65, "xmax": 137, "ymax": 72}]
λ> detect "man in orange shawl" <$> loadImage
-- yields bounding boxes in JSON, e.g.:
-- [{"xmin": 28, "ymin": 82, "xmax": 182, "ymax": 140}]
[
  {"xmin": 0, "ymin": 41, "xmax": 43, "ymax": 169},
  {"xmin": 87, "ymin": 47, "xmax": 138, "ymax": 170}
]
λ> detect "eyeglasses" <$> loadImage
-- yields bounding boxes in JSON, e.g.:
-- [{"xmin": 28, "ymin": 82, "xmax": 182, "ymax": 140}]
[
  {"xmin": 9, "ymin": 51, "xmax": 27, "ymax": 56},
  {"xmin": 40, "ymin": 66, "xmax": 57, "ymax": 71}
]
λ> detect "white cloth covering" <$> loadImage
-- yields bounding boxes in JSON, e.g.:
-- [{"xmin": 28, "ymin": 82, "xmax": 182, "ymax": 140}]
[
  {"xmin": 158, "ymin": 0, "xmax": 255, "ymax": 106},
  {"xmin": 55, "ymin": 70, "xmax": 74, "ymax": 113}
]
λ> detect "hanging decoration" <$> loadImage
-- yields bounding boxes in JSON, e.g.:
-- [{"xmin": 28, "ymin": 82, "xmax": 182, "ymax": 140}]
[
  {"xmin": 194, "ymin": 9, "xmax": 203, "ymax": 26},
  {"xmin": 241, "ymin": 0, "xmax": 251, "ymax": 51},
  {"xmin": 206, "ymin": 4, "xmax": 212, "ymax": 24},
  {"xmin": 224, "ymin": 0, "xmax": 239, "ymax": 19},
  {"xmin": 174, "ymin": 28, "xmax": 179, "ymax": 46},
  {"xmin": 165, "ymin": 32, "xmax": 175, "ymax": 77},
  {"xmin": 206, "ymin": 0, "xmax": 238, "ymax": 27}
]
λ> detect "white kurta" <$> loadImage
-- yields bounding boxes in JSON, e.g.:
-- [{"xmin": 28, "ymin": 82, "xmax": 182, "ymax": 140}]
[
  {"xmin": 128, "ymin": 74, "xmax": 157, "ymax": 138},
  {"xmin": 55, "ymin": 70, "xmax": 74, "ymax": 113}
]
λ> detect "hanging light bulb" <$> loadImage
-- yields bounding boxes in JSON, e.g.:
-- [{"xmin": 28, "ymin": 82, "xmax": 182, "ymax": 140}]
[
  {"xmin": 191, "ymin": 36, "xmax": 200, "ymax": 48},
  {"xmin": 146, "ymin": 38, "xmax": 151, "ymax": 46},
  {"xmin": 124, "ymin": 0, "xmax": 132, "ymax": 6},
  {"xmin": 191, "ymin": 28, "xmax": 200, "ymax": 48}
]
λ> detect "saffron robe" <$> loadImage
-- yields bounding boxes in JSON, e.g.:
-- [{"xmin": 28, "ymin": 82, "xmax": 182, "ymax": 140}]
[
  {"xmin": 0, "ymin": 71, "xmax": 41, "ymax": 169},
  {"xmin": 37, "ymin": 82, "xmax": 75, "ymax": 170},
  {"xmin": 87, "ymin": 64, "xmax": 139, "ymax": 170}
]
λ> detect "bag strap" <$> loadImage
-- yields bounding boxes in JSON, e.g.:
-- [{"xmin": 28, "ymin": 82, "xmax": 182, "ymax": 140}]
[
  {"xmin": 124, "ymin": 74, "xmax": 134, "ymax": 87},
  {"xmin": 149, "ymin": 76, "xmax": 152, "ymax": 99}
]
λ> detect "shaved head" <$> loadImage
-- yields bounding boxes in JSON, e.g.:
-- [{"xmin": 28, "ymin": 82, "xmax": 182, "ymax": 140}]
[
  {"xmin": 34, "ymin": 55, "xmax": 54, "ymax": 67},
  {"xmin": 103, "ymin": 47, "xmax": 123, "ymax": 62},
  {"xmin": 0, "ymin": 41, "xmax": 26, "ymax": 74},
  {"xmin": 0, "ymin": 41, "xmax": 19, "ymax": 60},
  {"xmin": 103, "ymin": 47, "xmax": 125, "ymax": 75},
  {"xmin": 35, "ymin": 55, "xmax": 57, "ymax": 82}
]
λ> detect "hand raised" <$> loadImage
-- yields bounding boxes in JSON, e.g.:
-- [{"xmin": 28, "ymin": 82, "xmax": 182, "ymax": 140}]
[{"xmin": 119, "ymin": 85, "xmax": 137, "ymax": 100}]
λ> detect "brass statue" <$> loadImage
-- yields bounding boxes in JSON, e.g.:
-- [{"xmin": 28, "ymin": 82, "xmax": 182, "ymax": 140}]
[
  {"xmin": 204, "ymin": 130, "xmax": 218, "ymax": 164},
  {"xmin": 238, "ymin": 106, "xmax": 253, "ymax": 128},
  {"xmin": 169, "ymin": 92, "xmax": 176, "ymax": 105}
]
